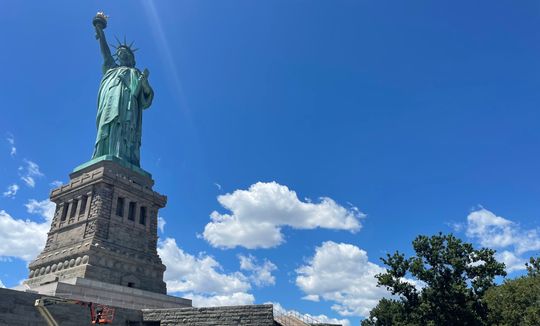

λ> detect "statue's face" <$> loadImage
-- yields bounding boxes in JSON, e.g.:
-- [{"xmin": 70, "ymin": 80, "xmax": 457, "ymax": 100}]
[{"xmin": 116, "ymin": 47, "xmax": 135, "ymax": 67}]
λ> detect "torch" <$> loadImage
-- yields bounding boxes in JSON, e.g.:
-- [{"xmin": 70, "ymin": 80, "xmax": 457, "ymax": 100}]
[{"xmin": 93, "ymin": 12, "xmax": 108, "ymax": 39}]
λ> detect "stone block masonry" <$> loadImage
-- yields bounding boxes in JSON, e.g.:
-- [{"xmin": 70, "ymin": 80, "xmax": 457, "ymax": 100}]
[
  {"xmin": 143, "ymin": 304, "xmax": 278, "ymax": 326},
  {"xmin": 14, "ymin": 160, "xmax": 191, "ymax": 311},
  {"xmin": 24, "ymin": 160, "xmax": 168, "ymax": 294}
]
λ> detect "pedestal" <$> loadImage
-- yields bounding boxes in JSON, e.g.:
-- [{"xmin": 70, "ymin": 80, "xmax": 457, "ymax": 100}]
[{"xmin": 23, "ymin": 160, "xmax": 173, "ymax": 296}]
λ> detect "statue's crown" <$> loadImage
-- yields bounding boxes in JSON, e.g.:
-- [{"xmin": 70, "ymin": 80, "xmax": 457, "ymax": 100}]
[{"xmin": 110, "ymin": 36, "xmax": 138, "ymax": 56}]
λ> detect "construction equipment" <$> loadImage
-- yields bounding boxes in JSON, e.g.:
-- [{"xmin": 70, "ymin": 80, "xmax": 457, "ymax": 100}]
[{"xmin": 35, "ymin": 296, "xmax": 115, "ymax": 326}]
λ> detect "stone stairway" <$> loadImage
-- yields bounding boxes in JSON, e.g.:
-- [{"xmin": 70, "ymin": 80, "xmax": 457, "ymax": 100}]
[
  {"xmin": 274, "ymin": 314, "xmax": 310, "ymax": 326},
  {"xmin": 273, "ymin": 305, "xmax": 322, "ymax": 326}
]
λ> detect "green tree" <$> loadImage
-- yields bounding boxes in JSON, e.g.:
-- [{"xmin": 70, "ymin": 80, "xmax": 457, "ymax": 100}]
[
  {"xmin": 361, "ymin": 299, "xmax": 407, "ymax": 326},
  {"xmin": 526, "ymin": 256, "xmax": 540, "ymax": 277},
  {"xmin": 362, "ymin": 233, "xmax": 506, "ymax": 326},
  {"xmin": 484, "ymin": 256, "xmax": 540, "ymax": 326}
]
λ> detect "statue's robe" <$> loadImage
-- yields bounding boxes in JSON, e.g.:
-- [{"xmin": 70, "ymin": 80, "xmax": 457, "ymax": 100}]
[{"xmin": 92, "ymin": 66, "xmax": 153, "ymax": 166}]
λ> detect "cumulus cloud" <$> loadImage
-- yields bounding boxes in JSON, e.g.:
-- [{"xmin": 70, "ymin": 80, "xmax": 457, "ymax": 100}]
[
  {"xmin": 203, "ymin": 182, "xmax": 363, "ymax": 249},
  {"xmin": 272, "ymin": 302, "xmax": 350, "ymax": 326},
  {"xmin": 238, "ymin": 254, "xmax": 277, "ymax": 287},
  {"xmin": 19, "ymin": 160, "xmax": 44, "ymax": 188},
  {"xmin": 158, "ymin": 238, "xmax": 254, "ymax": 307},
  {"xmin": 296, "ymin": 241, "xmax": 390, "ymax": 318},
  {"xmin": 3, "ymin": 184, "xmax": 19, "ymax": 198},
  {"xmin": 0, "ymin": 199, "xmax": 55, "ymax": 261},
  {"xmin": 157, "ymin": 216, "xmax": 166, "ymax": 234},
  {"xmin": 466, "ymin": 208, "xmax": 540, "ymax": 272},
  {"xmin": 0, "ymin": 279, "xmax": 5, "ymax": 288},
  {"xmin": 496, "ymin": 250, "xmax": 527, "ymax": 273},
  {"xmin": 25, "ymin": 199, "xmax": 55, "ymax": 222},
  {"xmin": 0, "ymin": 210, "xmax": 48, "ymax": 261},
  {"xmin": 187, "ymin": 292, "xmax": 254, "ymax": 307}
]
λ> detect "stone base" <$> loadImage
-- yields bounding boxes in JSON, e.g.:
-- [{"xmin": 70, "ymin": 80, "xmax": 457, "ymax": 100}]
[
  {"xmin": 27, "ymin": 159, "xmax": 168, "ymax": 294},
  {"xmin": 16, "ymin": 277, "xmax": 191, "ymax": 310}
]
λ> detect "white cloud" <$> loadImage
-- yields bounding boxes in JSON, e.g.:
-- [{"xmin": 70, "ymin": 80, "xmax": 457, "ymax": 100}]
[
  {"xmin": 302, "ymin": 294, "xmax": 320, "ymax": 302},
  {"xmin": 448, "ymin": 221, "xmax": 464, "ymax": 232},
  {"xmin": 19, "ymin": 160, "xmax": 44, "ymax": 188},
  {"xmin": 203, "ymin": 182, "xmax": 363, "ymax": 249},
  {"xmin": 7, "ymin": 135, "xmax": 16, "ymax": 156},
  {"xmin": 0, "ymin": 279, "xmax": 5, "ymax": 288},
  {"xmin": 25, "ymin": 199, "xmax": 55, "ymax": 222},
  {"xmin": 0, "ymin": 199, "xmax": 54, "ymax": 261},
  {"xmin": 466, "ymin": 208, "xmax": 540, "ymax": 272},
  {"xmin": 3, "ymin": 184, "xmax": 19, "ymax": 198},
  {"xmin": 496, "ymin": 250, "xmax": 527, "ymax": 273},
  {"xmin": 0, "ymin": 210, "xmax": 48, "ymax": 261},
  {"xmin": 158, "ymin": 238, "xmax": 253, "ymax": 307},
  {"xmin": 187, "ymin": 292, "xmax": 254, "ymax": 307},
  {"xmin": 238, "ymin": 254, "xmax": 277, "ymax": 287},
  {"xmin": 21, "ymin": 176, "xmax": 35, "ymax": 188},
  {"xmin": 272, "ymin": 302, "xmax": 350, "ymax": 326},
  {"xmin": 25, "ymin": 160, "xmax": 42, "ymax": 177},
  {"xmin": 308, "ymin": 313, "xmax": 351, "ymax": 326},
  {"xmin": 157, "ymin": 216, "xmax": 166, "ymax": 233},
  {"xmin": 296, "ymin": 241, "xmax": 390, "ymax": 318}
]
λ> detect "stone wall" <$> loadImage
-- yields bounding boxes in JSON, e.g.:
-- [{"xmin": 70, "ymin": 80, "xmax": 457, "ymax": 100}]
[
  {"xmin": 0, "ymin": 288, "xmax": 143, "ymax": 326},
  {"xmin": 143, "ymin": 304, "xmax": 278, "ymax": 326}
]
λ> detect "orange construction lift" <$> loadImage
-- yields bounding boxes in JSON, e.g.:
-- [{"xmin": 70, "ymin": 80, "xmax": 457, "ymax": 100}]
[{"xmin": 34, "ymin": 296, "xmax": 115, "ymax": 326}]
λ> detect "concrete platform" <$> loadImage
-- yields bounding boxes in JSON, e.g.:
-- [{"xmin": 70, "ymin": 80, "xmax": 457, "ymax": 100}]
[{"xmin": 16, "ymin": 277, "xmax": 191, "ymax": 310}]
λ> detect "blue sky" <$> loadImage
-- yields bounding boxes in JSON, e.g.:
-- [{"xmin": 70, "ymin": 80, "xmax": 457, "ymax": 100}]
[{"xmin": 2, "ymin": 1, "xmax": 540, "ymax": 324}]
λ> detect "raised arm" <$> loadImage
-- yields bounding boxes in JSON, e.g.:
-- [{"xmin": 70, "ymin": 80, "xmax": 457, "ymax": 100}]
[{"xmin": 95, "ymin": 25, "xmax": 116, "ymax": 73}]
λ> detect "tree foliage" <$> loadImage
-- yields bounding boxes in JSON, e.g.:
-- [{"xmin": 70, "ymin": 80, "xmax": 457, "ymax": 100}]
[
  {"xmin": 483, "ymin": 256, "xmax": 540, "ymax": 326},
  {"xmin": 526, "ymin": 256, "xmax": 540, "ymax": 277},
  {"xmin": 362, "ymin": 233, "xmax": 506, "ymax": 326}
]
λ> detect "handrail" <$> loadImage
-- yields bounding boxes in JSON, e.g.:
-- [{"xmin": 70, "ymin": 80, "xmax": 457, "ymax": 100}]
[{"xmin": 273, "ymin": 305, "xmax": 323, "ymax": 326}]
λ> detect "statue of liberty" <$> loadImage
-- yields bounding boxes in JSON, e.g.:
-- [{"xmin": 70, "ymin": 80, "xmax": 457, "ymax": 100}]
[{"xmin": 90, "ymin": 12, "xmax": 153, "ymax": 168}]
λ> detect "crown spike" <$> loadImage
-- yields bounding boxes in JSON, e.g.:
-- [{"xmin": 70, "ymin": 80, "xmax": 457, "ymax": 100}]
[
  {"xmin": 129, "ymin": 40, "xmax": 135, "ymax": 48},
  {"xmin": 114, "ymin": 35, "xmax": 121, "ymax": 45},
  {"xmin": 109, "ymin": 43, "xmax": 117, "ymax": 49},
  {"xmin": 124, "ymin": 35, "xmax": 127, "ymax": 45}
]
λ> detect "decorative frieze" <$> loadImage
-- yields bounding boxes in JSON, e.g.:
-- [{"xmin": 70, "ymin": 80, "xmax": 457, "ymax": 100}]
[{"xmin": 29, "ymin": 255, "xmax": 90, "ymax": 278}]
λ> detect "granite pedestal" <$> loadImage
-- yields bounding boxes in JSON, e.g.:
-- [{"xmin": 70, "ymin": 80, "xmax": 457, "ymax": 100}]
[{"xmin": 20, "ymin": 159, "xmax": 190, "ymax": 309}]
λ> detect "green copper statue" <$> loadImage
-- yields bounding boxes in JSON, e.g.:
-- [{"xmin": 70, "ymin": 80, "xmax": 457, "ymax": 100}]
[{"xmin": 91, "ymin": 12, "xmax": 153, "ymax": 167}]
